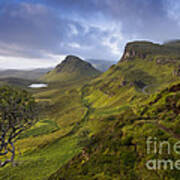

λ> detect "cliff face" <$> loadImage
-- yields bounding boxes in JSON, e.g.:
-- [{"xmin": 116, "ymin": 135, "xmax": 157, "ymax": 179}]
[
  {"xmin": 120, "ymin": 41, "xmax": 180, "ymax": 62},
  {"xmin": 120, "ymin": 44, "xmax": 146, "ymax": 61},
  {"xmin": 174, "ymin": 65, "xmax": 180, "ymax": 76},
  {"xmin": 120, "ymin": 41, "xmax": 160, "ymax": 62}
]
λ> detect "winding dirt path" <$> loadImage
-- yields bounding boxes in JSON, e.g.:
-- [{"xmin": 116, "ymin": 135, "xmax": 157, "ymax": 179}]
[{"xmin": 142, "ymin": 84, "xmax": 158, "ymax": 94}]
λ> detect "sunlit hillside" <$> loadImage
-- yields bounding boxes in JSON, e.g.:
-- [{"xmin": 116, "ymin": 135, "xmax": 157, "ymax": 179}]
[{"xmin": 0, "ymin": 41, "xmax": 180, "ymax": 179}]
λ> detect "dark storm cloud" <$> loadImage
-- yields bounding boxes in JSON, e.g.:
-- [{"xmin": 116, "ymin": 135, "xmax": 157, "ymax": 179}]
[
  {"xmin": 0, "ymin": 2, "xmax": 69, "ymax": 58},
  {"xmin": 0, "ymin": 1, "xmax": 119, "ymax": 61},
  {"xmin": 0, "ymin": 0, "xmax": 179, "ymax": 68},
  {"xmin": 44, "ymin": 0, "xmax": 99, "ymax": 16}
]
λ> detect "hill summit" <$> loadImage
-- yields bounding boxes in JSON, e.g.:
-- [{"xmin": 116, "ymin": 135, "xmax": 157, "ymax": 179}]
[
  {"xmin": 120, "ymin": 41, "xmax": 180, "ymax": 62},
  {"xmin": 42, "ymin": 55, "xmax": 101, "ymax": 82}
]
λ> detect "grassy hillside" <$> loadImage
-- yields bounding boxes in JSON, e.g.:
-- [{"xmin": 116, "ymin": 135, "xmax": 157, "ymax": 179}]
[
  {"xmin": 48, "ymin": 41, "xmax": 180, "ymax": 179},
  {"xmin": 42, "ymin": 55, "xmax": 101, "ymax": 82},
  {"xmin": 81, "ymin": 41, "xmax": 180, "ymax": 109},
  {"xmin": 0, "ymin": 77, "xmax": 95, "ymax": 179},
  {"xmin": 0, "ymin": 41, "xmax": 180, "ymax": 180},
  {"xmin": 49, "ymin": 82, "xmax": 180, "ymax": 180}
]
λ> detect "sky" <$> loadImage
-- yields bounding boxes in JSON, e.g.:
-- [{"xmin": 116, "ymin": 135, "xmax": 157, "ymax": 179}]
[{"xmin": 0, "ymin": 0, "xmax": 179, "ymax": 69}]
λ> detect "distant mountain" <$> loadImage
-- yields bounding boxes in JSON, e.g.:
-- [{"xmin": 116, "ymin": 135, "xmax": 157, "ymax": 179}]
[
  {"xmin": 164, "ymin": 39, "xmax": 180, "ymax": 48},
  {"xmin": 0, "ymin": 77, "xmax": 35, "ymax": 88},
  {"xmin": 0, "ymin": 68, "xmax": 53, "ymax": 80},
  {"xmin": 42, "ymin": 55, "xmax": 101, "ymax": 82},
  {"xmin": 86, "ymin": 59, "xmax": 116, "ymax": 72}
]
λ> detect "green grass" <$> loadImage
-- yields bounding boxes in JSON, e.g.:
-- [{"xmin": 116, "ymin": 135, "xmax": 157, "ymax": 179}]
[
  {"xmin": 19, "ymin": 119, "xmax": 60, "ymax": 139},
  {"xmin": 1, "ymin": 41, "xmax": 180, "ymax": 179},
  {"xmin": 41, "ymin": 56, "xmax": 100, "ymax": 82},
  {"xmin": 0, "ymin": 136, "xmax": 81, "ymax": 180},
  {"xmin": 47, "ymin": 42, "xmax": 180, "ymax": 179},
  {"xmin": 0, "ymin": 77, "xmax": 90, "ymax": 179},
  {"xmin": 50, "ymin": 82, "xmax": 180, "ymax": 180}
]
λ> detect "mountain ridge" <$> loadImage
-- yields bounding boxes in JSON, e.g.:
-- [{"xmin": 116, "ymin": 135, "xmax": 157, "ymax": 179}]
[
  {"xmin": 42, "ymin": 55, "xmax": 101, "ymax": 82},
  {"xmin": 47, "ymin": 41, "xmax": 180, "ymax": 179},
  {"xmin": 1, "ymin": 40, "xmax": 180, "ymax": 180},
  {"xmin": 0, "ymin": 68, "xmax": 53, "ymax": 80},
  {"xmin": 120, "ymin": 41, "xmax": 180, "ymax": 62}
]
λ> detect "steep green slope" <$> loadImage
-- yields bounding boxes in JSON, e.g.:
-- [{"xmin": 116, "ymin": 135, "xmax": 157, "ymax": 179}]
[
  {"xmin": 1, "ymin": 41, "xmax": 180, "ymax": 180},
  {"xmin": 48, "ymin": 41, "xmax": 180, "ymax": 180},
  {"xmin": 42, "ymin": 55, "xmax": 101, "ymax": 82},
  {"xmin": 82, "ymin": 41, "xmax": 180, "ymax": 108},
  {"xmin": 0, "ymin": 80, "xmax": 87, "ymax": 179},
  {"xmin": 0, "ymin": 73, "xmax": 99, "ymax": 179},
  {"xmin": 49, "ymin": 82, "xmax": 180, "ymax": 180}
]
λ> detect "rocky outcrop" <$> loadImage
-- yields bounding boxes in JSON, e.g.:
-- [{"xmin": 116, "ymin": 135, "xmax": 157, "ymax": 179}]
[
  {"xmin": 119, "ymin": 40, "xmax": 180, "ymax": 63},
  {"xmin": 169, "ymin": 83, "xmax": 180, "ymax": 92},
  {"xmin": 120, "ymin": 41, "xmax": 158, "ymax": 62},
  {"xmin": 173, "ymin": 66, "xmax": 180, "ymax": 77},
  {"xmin": 121, "ymin": 80, "xmax": 127, "ymax": 86},
  {"xmin": 156, "ymin": 57, "xmax": 177, "ymax": 65},
  {"xmin": 133, "ymin": 80, "xmax": 146, "ymax": 89},
  {"xmin": 120, "ymin": 41, "xmax": 161, "ymax": 62},
  {"xmin": 120, "ymin": 44, "xmax": 147, "ymax": 61}
]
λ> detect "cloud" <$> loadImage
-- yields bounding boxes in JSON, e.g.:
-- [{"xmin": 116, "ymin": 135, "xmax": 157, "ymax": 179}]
[
  {"xmin": 0, "ymin": 2, "xmax": 83, "ymax": 68},
  {"xmin": 0, "ymin": 3, "xmax": 64, "ymax": 53},
  {"xmin": 69, "ymin": 24, "xmax": 79, "ymax": 36},
  {"xmin": 0, "ymin": 0, "xmax": 180, "ymax": 69},
  {"xmin": 166, "ymin": 0, "xmax": 180, "ymax": 25},
  {"xmin": 0, "ymin": 56, "xmax": 58, "ymax": 70},
  {"xmin": 0, "ymin": 1, "xmax": 123, "ymax": 67},
  {"xmin": 68, "ymin": 42, "xmax": 81, "ymax": 49},
  {"xmin": 43, "ymin": 0, "xmax": 180, "ymax": 48}
]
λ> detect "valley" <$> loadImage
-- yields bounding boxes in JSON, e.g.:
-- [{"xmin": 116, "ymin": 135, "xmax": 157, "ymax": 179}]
[{"xmin": 0, "ymin": 41, "xmax": 180, "ymax": 179}]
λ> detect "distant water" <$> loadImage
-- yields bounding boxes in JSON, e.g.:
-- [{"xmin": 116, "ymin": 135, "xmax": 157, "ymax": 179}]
[{"xmin": 29, "ymin": 83, "xmax": 48, "ymax": 88}]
